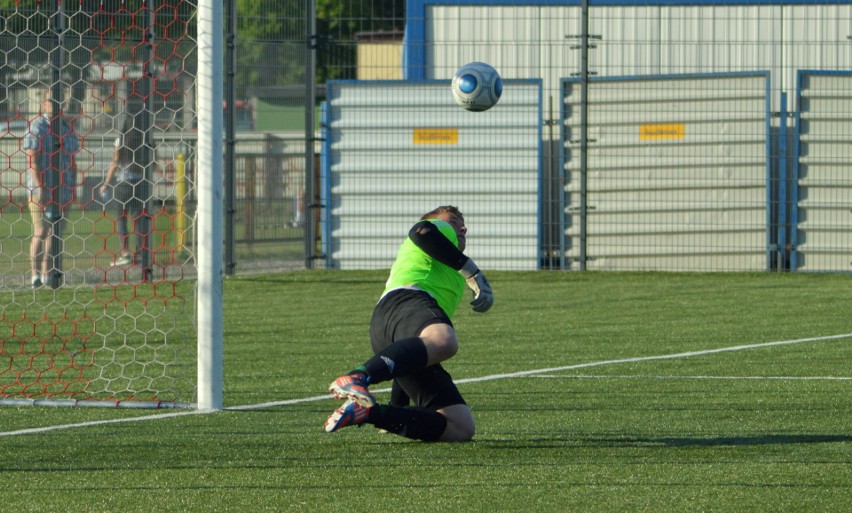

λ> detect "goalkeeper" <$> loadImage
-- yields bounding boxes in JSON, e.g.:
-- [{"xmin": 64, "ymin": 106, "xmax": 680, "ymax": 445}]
[{"xmin": 325, "ymin": 205, "xmax": 493, "ymax": 442}]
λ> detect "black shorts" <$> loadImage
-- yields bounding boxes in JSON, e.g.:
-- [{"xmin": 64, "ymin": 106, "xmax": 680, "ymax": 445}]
[{"xmin": 369, "ymin": 288, "xmax": 466, "ymax": 410}]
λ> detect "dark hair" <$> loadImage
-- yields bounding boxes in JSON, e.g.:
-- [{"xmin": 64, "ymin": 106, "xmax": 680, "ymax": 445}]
[
  {"xmin": 421, "ymin": 205, "xmax": 464, "ymax": 221},
  {"xmin": 117, "ymin": 116, "xmax": 145, "ymax": 175}
]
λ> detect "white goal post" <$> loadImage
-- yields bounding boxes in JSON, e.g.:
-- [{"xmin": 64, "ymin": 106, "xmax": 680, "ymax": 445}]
[{"xmin": 196, "ymin": 0, "xmax": 224, "ymax": 411}]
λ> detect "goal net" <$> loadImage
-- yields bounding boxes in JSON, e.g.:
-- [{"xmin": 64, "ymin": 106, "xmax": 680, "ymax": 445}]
[{"xmin": 0, "ymin": 1, "xmax": 202, "ymax": 407}]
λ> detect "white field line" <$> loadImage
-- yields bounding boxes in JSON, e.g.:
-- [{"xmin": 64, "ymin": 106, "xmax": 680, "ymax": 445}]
[
  {"xmin": 2, "ymin": 332, "xmax": 850, "ymax": 437},
  {"xmin": 448, "ymin": 332, "xmax": 852, "ymax": 387},
  {"xmin": 0, "ymin": 409, "xmax": 212, "ymax": 438},
  {"xmin": 531, "ymin": 375, "xmax": 852, "ymax": 381}
]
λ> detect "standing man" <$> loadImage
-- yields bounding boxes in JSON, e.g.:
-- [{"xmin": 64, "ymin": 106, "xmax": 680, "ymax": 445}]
[
  {"xmin": 100, "ymin": 115, "xmax": 148, "ymax": 266},
  {"xmin": 23, "ymin": 89, "xmax": 79, "ymax": 288},
  {"xmin": 325, "ymin": 205, "xmax": 494, "ymax": 442}
]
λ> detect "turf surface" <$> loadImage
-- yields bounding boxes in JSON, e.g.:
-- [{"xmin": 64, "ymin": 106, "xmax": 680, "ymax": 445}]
[{"xmin": 1, "ymin": 271, "xmax": 850, "ymax": 511}]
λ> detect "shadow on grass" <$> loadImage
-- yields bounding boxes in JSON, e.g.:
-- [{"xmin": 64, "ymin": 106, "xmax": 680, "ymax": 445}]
[
  {"xmin": 640, "ymin": 434, "xmax": 852, "ymax": 447},
  {"xmin": 485, "ymin": 434, "xmax": 852, "ymax": 448}
]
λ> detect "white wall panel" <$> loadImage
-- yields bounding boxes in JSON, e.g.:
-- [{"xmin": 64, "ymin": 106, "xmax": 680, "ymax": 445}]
[
  {"xmin": 424, "ymin": 4, "xmax": 851, "ymax": 113},
  {"xmin": 658, "ymin": 6, "xmax": 780, "ymax": 76},
  {"xmin": 427, "ymin": 5, "xmax": 543, "ymax": 80},
  {"xmin": 427, "ymin": 5, "xmax": 581, "ymax": 108},
  {"xmin": 783, "ymin": 6, "xmax": 852, "ymax": 109}
]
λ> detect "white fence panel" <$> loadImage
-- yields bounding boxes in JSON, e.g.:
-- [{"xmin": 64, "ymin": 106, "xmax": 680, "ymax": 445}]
[
  {"xmin": 563, "ymin": 72, "xmax": 770, "ymax": 271},
  {"xmin": 324, "ymin": 80, "xmax": 542, "ymax": 270},
  {"xmin": 793, "ymin": 71, "xmax": 852, "ymax": 272}
]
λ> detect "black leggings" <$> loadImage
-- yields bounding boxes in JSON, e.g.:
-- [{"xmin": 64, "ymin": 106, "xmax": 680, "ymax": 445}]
[{"xmin": 113, "ymin": 179, "xmax": 151, "ymax": 262}]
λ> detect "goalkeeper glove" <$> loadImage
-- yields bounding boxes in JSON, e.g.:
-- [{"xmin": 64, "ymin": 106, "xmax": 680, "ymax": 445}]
[{"xmin": 459, "ymin": 259, "xmax": 494, "ymax": 313}]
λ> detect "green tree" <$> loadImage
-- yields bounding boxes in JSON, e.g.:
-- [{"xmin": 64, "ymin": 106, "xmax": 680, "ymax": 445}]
[
  {"xmin": 315, "ymin": 0, "xmax": 405, "ymax": 83},
  {"xmin": 232, "ymin": 0, "xmax": 405, "ymax": 90},
  {"xmin": 233, "ymin": 0, "xmax": 306, "ymax": 97}
]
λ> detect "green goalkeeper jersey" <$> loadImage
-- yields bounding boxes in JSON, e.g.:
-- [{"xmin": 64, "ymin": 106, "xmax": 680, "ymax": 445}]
[{"xmin": 383, "ymin": 219, "xmax": 465, "ymax": 318}]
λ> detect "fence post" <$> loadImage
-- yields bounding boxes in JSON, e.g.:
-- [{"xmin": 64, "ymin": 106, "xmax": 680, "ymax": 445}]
[
  {"xmin": 245, "ymin": 157, "xmax": 256, "ymax": 245},
  {"xmin": 176, "ymin": 153, "xmax": 187, "ymax": 252}
]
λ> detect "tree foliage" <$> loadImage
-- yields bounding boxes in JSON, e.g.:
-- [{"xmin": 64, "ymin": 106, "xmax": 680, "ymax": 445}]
[
  {"xmin": 315, "ymin": 0, "xmax": 405, "ymax": 83},
  {"xmin": 0, "ymin": 0, "xmax": 406, "ymax": 98}
]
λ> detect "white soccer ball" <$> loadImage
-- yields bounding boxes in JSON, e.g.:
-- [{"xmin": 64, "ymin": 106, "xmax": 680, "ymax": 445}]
[{"xmin": 451, "ymin": 62, "xmax": 502, "ymax": 112}]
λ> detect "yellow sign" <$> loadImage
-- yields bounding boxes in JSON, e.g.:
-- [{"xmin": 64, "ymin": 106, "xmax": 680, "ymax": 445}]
[
  {"xmin": 413, "ymin": 128, "xmax": 458, "ymax": 145},
  {"xmin": 639, "ymin": 123, "xmax": 685, "ymax": 141}
]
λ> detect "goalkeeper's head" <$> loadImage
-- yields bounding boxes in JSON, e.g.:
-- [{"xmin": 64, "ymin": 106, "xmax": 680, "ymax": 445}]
[{"xmin": 421, "ymin": 205, "xmax": 467, "ymax": 252}]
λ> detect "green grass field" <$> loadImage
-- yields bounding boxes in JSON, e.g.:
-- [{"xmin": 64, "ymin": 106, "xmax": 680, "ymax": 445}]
[{"xmin": 1, "ymin": 271, "xmax": 850, "ymax": 512}]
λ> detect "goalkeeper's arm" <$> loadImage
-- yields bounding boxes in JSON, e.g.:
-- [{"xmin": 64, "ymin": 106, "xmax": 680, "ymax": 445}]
[
  {"xmin": 408, "ymin": 221, "xmax": 468, "ymax": 269},
  {"xmin": 408, "ymin": 221, "xmax": 494, "ymax": 312}
]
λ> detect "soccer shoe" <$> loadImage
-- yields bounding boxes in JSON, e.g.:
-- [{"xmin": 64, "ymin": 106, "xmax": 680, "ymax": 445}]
[
  {"xmin": 328, "ymin": 372, "xmax": 376, "ymax": 408},
  {"xmin": 325, "ymin": 399, "xmax": 369, "ymax": 433}
]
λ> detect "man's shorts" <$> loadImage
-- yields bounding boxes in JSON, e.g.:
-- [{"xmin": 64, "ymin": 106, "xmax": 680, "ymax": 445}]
[
  {"xmin": 29, "ymin": 188, "xmax": 67, "ymax": 229},
  {"xmin": 369, "ymin": 288, "xmax": 466, "ymax": 410}
]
